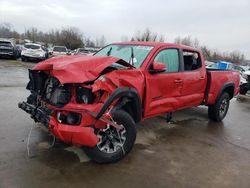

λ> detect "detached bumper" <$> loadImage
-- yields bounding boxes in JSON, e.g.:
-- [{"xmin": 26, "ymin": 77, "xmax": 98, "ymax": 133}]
[
  {"xmin": 18, "ymin": 101, "xmax": 99, "ymax": 147},
  {"xmin": 18, "ymin": 101, "xmax": 51, "ymax": 126}
]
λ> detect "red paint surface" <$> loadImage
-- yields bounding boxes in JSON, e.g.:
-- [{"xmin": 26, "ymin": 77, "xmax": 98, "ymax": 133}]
[{"xmin": 33, "ymin": 42, "xmax": 240, "ymax": 147}]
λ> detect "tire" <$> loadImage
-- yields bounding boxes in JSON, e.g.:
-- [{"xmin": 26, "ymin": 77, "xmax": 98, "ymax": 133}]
[
  {"xmin": 208, "ymin": 92, "xmax": 230, "ymax": 122},
  {"xmin": 11, "ymin": 55, "xmax": 17, "ymax": 60},
  {"xmin": 21, "ymin": 56, "xmax": 26, "ymax": 62},
  {"xmin": 84, "ymin": 110, "xmax": 136, "ymax": 163},
  {"xmin": 240, "ymin": 85, "xmax": 248, "ymax": 95}
]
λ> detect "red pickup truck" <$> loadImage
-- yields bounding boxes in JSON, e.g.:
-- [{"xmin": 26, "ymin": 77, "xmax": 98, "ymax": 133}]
[{"xmin": 19, "ymin": 42, "xmax": 240, "ymax": 163}]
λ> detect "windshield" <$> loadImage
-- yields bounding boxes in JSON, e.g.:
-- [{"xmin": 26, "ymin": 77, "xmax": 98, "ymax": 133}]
[
  {"xmin": 24, "ymin": 44, "xmax": 40, "ymax": 49},
  {"xmin": 94, "ymin": 44, "xmax": 154, "ymax": 68},
  {"xmin": 53, "ymin": 46, "xmax": 67, "ymax": 52}
]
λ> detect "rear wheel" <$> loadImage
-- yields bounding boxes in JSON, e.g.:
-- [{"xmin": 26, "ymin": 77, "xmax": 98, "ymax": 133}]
[
  {"xmin": 84, "ymin": 110, "xmax": 136, "ymax": 163},
  {"xmin": 208, "ymin": 92, "xmax": 230, "ymax": 122}
]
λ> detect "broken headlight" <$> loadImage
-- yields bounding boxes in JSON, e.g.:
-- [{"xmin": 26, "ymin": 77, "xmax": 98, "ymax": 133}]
[
  {"xmin": 44, "ymin": 77, "xmax": 71, "ymax": 107},
  {"xmin": 76, "ymin": 86, "xmax": 95, "ymax": 104}
]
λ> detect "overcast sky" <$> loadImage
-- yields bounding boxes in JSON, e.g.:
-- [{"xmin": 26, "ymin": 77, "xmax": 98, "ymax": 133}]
[{"xmin": 1, "ymin": 0, "xmax": 250, "ymax": 58}]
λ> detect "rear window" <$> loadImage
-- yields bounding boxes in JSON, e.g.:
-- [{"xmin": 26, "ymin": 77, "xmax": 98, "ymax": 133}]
[
  {"xmin": 0, "ymin": 41, "xmax": 12, "ymax": 47},
  {"xmin": 53, "ymin": 47, "xmax": 67, "ymax": 52},
  {"xmin": 24, "ymin": 44, "xmax": 40, "ymax": 49}
]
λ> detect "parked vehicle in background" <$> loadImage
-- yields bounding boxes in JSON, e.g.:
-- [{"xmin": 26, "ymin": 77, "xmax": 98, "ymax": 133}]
[
  {"xmin": 0, "ymin": 38, "xmax": 17, "ymax": 59},
  {"xmin": 85, "ymin": 47, "xmax": 100, "ymax": 53},
  {"xmin": 48, "ymin": 48, "xmax": 53, "ymax": 56},
  {"xmin": 21, "ymin": 43, "xmax": 47, "ymax": 62},
  {"xmin": 52, "ymin": 46, "xmax": 68, "ymax": 56},
  {"xmin": 71, "ymin": 49, "xmax": 76, "ymax": 55},
  {"xmin": 207, "ymin": 61, "xmax": 245, "ymax": 73},
  {"xmin": 74, "ymin": 48, "xmax": 89, "ymax": 55},
  {"xmin": 16, "ymin": 44, "xmax": 24, "ymax": 59},
  {"xmin": 240, "ymin": 70, "xmax": 250, "ymax": 95},
  {"xmin": 19, "ymin": 42, "xmax": 240, "ymax": 163},
  {"xmin": 68, "ymin": 50, "xmax": 72, "ymax": 55},
  {"xmin": 240, "ymin": 66, "xmax": 250, "ymax": 72}
]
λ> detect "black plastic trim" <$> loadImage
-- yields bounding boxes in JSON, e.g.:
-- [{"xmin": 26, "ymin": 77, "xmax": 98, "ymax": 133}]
[
  {"xmin": 96, "ymin": 87, "xmax": 142, "ymax": 122},
  {"xmin": 217, "ymin": 82, "xmax": 235, "ymax": 100}
]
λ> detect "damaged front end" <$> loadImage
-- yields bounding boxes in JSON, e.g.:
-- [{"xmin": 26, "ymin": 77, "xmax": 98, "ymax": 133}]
[{"xmin": 18, "ymin": 56, "xmax": 140, "ymax": 148}]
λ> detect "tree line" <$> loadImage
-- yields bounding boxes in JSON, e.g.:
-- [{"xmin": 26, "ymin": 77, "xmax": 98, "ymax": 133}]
[
  {"xmin": 0, "ymin": 23, "xmax": 245, "ymax": 64},
  {"xmin": 129, "ymin": 28, "xmax": 245, "ymax": 64},
  {"xmin": 0, "ymin": 23, "xmax": 105, "ymax": 49}
]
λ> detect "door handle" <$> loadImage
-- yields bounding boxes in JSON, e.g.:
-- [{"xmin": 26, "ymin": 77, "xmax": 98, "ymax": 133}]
[
  {"xmin": 199, "ymin": 77, "xmax": 205, "ymax": 80},
  {"xmin": 174, "ymin": 79, "xmax": 183, "ymax": 83}
]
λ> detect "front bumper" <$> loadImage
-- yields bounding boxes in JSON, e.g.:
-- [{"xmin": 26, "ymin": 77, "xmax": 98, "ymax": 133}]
[
  {"xmin": 18, "ymin": 101, "xmax": 99, "ymax": 147},
  {"xmin": 0, "ymin": 51, "xmax": 14, "ymax": 57}
]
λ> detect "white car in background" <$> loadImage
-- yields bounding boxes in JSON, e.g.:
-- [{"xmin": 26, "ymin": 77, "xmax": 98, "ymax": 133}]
[
  {"xmin": 52, "ymin": 46, "xmax": 68, "ymax": 56},
  {"xmin": 21, "ymin": 43, "xmax": 47, "ymax": 62},
  {"xmin": 74, "ymin": 48, "xmax": 90, "ymax": 55}
]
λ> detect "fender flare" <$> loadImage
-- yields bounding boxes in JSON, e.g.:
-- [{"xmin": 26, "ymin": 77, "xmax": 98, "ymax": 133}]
[
  {"xmin": 217, "ymin": 82, "xmax": 235, "ymax": 100},
  {"xmin": 96, "ymin": 87, "xmax": 142, "ymax": 122}
]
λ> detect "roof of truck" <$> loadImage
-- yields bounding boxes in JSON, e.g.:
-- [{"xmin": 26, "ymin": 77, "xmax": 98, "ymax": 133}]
[{"xmin": 113, "ymin": 41, "xmax": 196, "ymax": 50}]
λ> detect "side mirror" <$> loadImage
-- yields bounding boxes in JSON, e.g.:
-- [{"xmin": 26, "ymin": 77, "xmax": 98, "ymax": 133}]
[{"xmin": 149, "ymin": 61, "xmax": 166, "ymax": 73}]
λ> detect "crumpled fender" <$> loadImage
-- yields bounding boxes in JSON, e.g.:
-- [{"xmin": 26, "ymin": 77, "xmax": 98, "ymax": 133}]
[{"xmin": 92, "ymin": 69, "xmax": 145, "ymax": 99}]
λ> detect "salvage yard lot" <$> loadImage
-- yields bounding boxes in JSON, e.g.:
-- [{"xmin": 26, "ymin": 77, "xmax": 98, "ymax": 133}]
[{"xmin": 0, "ymin": 59, "xmax": 250, "ymax": 188}]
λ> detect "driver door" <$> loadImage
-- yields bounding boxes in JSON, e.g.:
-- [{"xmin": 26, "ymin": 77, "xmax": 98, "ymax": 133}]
[{"xmin": 144, "ymin": 48, "xmax": 183, "ymax": 118}]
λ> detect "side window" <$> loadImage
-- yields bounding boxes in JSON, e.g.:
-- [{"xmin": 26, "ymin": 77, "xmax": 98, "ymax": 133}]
[
  {"xmin": 154, "ymin": 49, "xmax": 179, "ymax": 72},
  {"xmin": 183, "ymin": 51, "xmax": 202, "ymax": 71}
]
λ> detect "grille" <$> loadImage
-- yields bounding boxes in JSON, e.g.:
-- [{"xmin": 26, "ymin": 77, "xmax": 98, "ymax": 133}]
[{"xmin": 0, "ymin": 49, "xmax": 13, "ymax": 53}]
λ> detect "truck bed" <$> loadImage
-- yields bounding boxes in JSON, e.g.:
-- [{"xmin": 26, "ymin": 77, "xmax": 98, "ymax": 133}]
[{"xmin": 205, "ymin": 69, "xmax": 240, "ymax": 105}]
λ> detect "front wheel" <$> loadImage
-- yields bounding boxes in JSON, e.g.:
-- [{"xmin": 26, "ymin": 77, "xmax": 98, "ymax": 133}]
[
  {"xmin": 208, "ymin": 92, "xmax": 230, "ymax": 122},
  {"xmin": 84, "ymin": 110, "xmax": 136, "ymax": 163}
]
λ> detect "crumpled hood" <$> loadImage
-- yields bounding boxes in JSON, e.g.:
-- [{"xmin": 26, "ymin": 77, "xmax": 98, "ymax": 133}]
[{"xmin": 33, "ymin": 55, "xmax": 133, "ymax": 83}]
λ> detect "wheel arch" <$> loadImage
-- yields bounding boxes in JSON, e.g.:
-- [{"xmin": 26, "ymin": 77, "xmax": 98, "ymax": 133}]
[
  {"xmin": 96, "ymin": 87, "xmax": 142, "ymax": 123},
  {"xmin": 218, "ymin": 82, "xmax": 235, "ymax": 100}
]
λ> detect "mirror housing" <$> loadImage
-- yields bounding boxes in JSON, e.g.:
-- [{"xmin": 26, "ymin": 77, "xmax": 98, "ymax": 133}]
[{"xmin": 149, "ymin": 61, "xmax": 166, "ymax": 73}]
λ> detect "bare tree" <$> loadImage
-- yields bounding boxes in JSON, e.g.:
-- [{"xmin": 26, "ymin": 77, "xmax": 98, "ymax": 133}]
[
  {"xmin": 60, "ymin": 27, "xmax": 84, "ymax": 49},
  {"xmin": 94, "ymin": 35, "xmax": 106, "ymax": 47},
  {"xmin": 85, "ymin": 37, "xmax": 95, "ymax": 47},
  {"xmin": 0, "ymin": 23, "xmax": 20, "ymax": 39},
  {"xmin": 174, "ymin": 36, "xmax": 199, "ymax": 47},
  {"xmin": 131, "ymin": 28, "xmax": 165, "ymax": 42}
]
